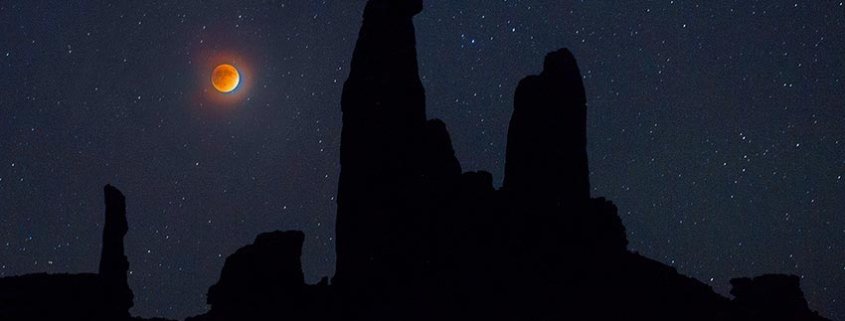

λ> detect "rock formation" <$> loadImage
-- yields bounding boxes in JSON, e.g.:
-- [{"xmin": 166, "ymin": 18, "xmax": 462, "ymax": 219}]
[
  {"xmin": 187, "ymin": 231, "xmax": 331, "ymax": 321},
  {"xmin": 330, "ymin": 1, "xmax": 827, "ymax": 320},
  {"xmin": 0, "ymin": 272, "xmax": 107, "ymax": 321},
  {"xmin": 0, "ymin": 185, "xmax": 141, "ymax": 321},
  {"xmin": 0, "ymin": 1, "xmax": 832, "ymax": 321},
  {"xmin": 334, "ymin": 0, "xmax": 432, "ymax": 317},
  {"xmin": 100, "ymin": 184, "xmax": 134, "ymax": 320},
  {"xmin": 504, "ymin": 48, "xmax": 590, "ymax": 207},
  {"xmin": 731, "ymin": 274, "xmax": 829, "ymax": 321}
]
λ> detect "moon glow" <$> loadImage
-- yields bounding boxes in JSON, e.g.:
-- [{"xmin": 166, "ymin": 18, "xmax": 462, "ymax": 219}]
[{"xmin": 211, "ymin": 64, "xmax": 240, "ymax": 93}]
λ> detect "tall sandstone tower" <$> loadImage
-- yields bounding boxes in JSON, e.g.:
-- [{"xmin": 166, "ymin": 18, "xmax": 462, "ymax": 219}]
[
  {"xmin": 99, "ymin": 185, "xmax": 134, "ymax": 320},
  {"xmin": 335, "ymin": 0, "xmax": 428, "ymax": 316},
  {"xmin": 503, "ymin": 48, "xmax": 591, "ymax": 208}
]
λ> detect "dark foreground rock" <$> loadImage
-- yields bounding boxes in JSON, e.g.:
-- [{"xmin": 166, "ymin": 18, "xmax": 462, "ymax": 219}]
[
  {"xmin": 188, "ymin": 1, "xmax": 831, "ymax": 321},
  {"xmin": 0, "ymin": 185, "xmax": 138, "ymax": 321},
  {"xmin": 0, "ymin": 1, "xmax": 831, "ymax": 321},
  {"xmin": 186, "ymin": 231, "xmax": 331, "ymax": 321}
]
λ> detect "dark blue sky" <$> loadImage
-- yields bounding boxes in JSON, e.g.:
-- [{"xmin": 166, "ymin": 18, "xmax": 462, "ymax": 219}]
[{"xmin": 1, "ymin": 1, "xmax": 842, "ymax": 319}]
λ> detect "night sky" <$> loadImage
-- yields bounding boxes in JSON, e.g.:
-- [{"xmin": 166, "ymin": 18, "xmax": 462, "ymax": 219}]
[{"xmin": 1, "ymin": 1, "xmax": 843, "ymax": 319}]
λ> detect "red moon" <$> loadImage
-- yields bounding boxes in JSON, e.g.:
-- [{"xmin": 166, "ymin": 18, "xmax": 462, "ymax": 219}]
[{"xmin": 211, "ymin": 64, "xmax": 240, "ymax": 93}]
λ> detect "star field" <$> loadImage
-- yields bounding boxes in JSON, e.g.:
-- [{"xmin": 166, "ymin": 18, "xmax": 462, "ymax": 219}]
[{"xmin": 1, "ymin": 1, "xmax": 843, "ymax": 319}]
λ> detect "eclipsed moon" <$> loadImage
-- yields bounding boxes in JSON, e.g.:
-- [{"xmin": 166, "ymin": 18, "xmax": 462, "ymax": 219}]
[{"xmin": 211, "ymin": 64, "xmax": 240, "ymax": 93}]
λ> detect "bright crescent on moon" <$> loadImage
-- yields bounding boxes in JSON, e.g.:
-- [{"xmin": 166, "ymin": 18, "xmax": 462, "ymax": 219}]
[{"xmin": 212, "ymin": 64, "xmax": 240, "ymax": 93}]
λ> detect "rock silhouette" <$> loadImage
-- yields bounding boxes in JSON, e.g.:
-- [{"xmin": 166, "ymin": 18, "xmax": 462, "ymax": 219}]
[
  {"xmin": 0, "ymin": 185, "xmax": 151, "ymax": 321},
  {"xmin": 100, "ymin": 184, "xmax": 135, "ymax": 320},
  {"xmin": 0, "ymin": 1, "xmax": 833, "ymax": 321},
  {"xmin": 334, "ymin": 0, "xmax": 432, "ymax": 317},
  {"xmin": 187, "ymin": 231, "xmax": 331, "ymax": 321},
  {"xmin": 504, "ymin": 48, "xmax": 590, "ymax": 207},
  {"xmin": 191, "ymin": 1, "xmax": 830, "ymax": 321},
  {"xmin": 730, "ymin": 274, "xmax": 829, "ymax": 321}
]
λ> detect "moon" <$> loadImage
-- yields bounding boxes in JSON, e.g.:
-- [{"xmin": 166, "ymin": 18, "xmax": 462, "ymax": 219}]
[{"xmin": 211, "ymin": 64, "xmax": 240, "ymax": 93}]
